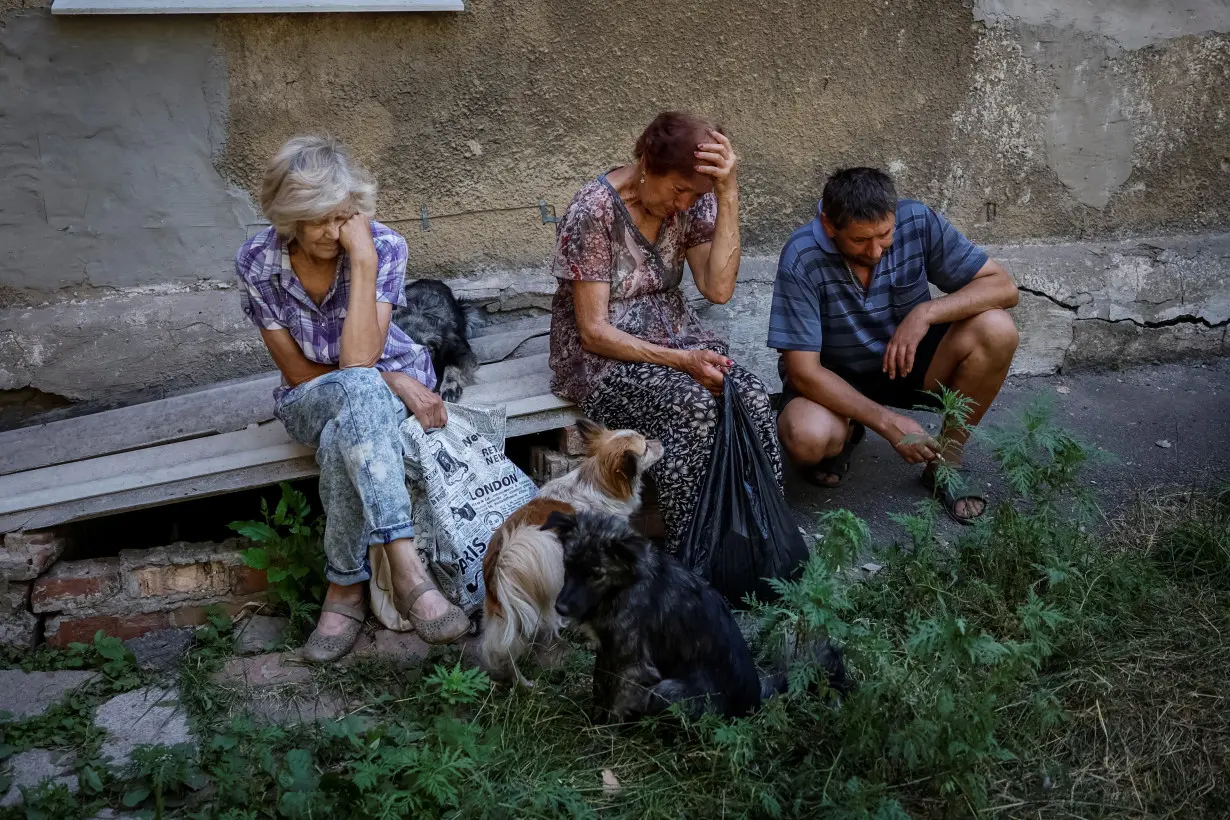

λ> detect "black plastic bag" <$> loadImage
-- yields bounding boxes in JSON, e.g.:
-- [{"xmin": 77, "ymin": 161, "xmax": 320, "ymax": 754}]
[{"xmin": 681, "ymin": 381, "xmax": 809, "ymax": 605}]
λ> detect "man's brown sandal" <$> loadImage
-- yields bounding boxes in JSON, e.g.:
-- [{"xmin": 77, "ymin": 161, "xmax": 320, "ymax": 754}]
[
  {"xmin": 399, "ymin": 580, "xmax": 471, "ymax": 644},
  {"xmin": 301, "ymin": 600, "xmax": 367, "ymax": 663},
  {"xmin": 921, "ymin": 468, "xmax": 987, "ymax": 526}
]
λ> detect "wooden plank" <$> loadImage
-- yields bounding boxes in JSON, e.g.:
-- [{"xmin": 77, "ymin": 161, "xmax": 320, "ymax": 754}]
[
  {"xmin": 471, "ymin": 322, "xmax": 550, "ymax": 364},
  {"xmin": 0, "ymin": 423, "xmax": 312, "ymax": 513},
  {"xmin": 0, "ymin": 457, "xmax": 321, "ymax": 534},
  {"xmin": 505, "ymin": 405, "xmax": 583, "ymax": 438},
  {"xmin": 470, "ymin": 315, "xmax": 551, "ymax": 337},
  {"xmin": 0, "ymin": 309, "xmax": 570, "ymax": 533},
  {"xmin": 501, "ymin": 392, "xmax": 574, "ymax": 417},
  {"xmin": 52, "ymin": 0, "xmax": 463, "ymax": 13},
  {"xmin": 0, "ymin": 383, "xmax": 575, "ymax": 526},
  {"xmin": 0, "ymin": 408, "xmax": 578, "ymax": 534},
  {"xmin": 0, "ymin": 378, "xmax": 279, "ymax": 478},
  {"xmin": 0, "ymin": 333, "xmax": 551, "ymax": 476},
  {"xmin": 0, "ymin": 409, "xmax": 589, "ymax": 532},
  {"xmin": 470, "ymin": 352, "xmax": 549, "ymax": 384},
  {"xmin": 461, "ymin": 369, "xmax": 552, "ymax": 407}
]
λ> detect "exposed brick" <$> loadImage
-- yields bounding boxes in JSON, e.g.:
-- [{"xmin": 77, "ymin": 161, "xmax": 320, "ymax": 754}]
[
  {"xmin": 0, "ymin": 580, "xmax": 31, "ymax": 615},
  {"xmin": 232, "ymin": 566, "xmax": 269, "ymax": 596},
  {"xmin": 118, "ymin": 538, "xmax": 263, "ymax": 606},
  {"xmin": 1, "ymin": 580, "xmax": 40, "ymax": 649},
  {"xmin": 33, "ymin": 539, "xmax": 267, "ymax": 619},
  {"xmin": 530, "ymin": 446, "xmax": 547, "ymax": 485},
  {"xmin": 530, "ymin": 448, "xmax": 583, "ymax": 484},
  {"xmin": 44, "ymin": 612, "xmax": 169, "ymax": 647},
  {"xmin": 0, "ymin": 530, "xmax": 68, "ymax": 582},
  {"xmin": 33, "ymin": 538, "xmax": 269, "ymax": 645},
  {"xmin": 31, "ymin": 558, "xmax": 122, "ymax": 614},
  {"xmin": 43, "ymin": 598, "xmax": 260, "ymax": 647},
  {"xmin": 558, "ymin": 424, "xmax": 589, "ymax": 456},
  {"xmin": 132, "ymin": 561, "xmax": 232, "ymax": 600}
]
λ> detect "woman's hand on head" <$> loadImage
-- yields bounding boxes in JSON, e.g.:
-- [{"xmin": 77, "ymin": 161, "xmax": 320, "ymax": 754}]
[
  {"xmin": 678, "ymin": 349, "xmax": 731, "ymax": 395},
  {"xmin": 694, "ymin": 130, "xmax": 738, "ymax": 200},
  {"xmin": 339, "ymin": 213, "xmax": 377, "ymax": 265}
]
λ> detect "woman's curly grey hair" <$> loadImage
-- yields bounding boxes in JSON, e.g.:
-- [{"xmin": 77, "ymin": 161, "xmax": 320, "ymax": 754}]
[{"xmin": 260, "ymin": 135, "xmax": 377, "ymax": 239}]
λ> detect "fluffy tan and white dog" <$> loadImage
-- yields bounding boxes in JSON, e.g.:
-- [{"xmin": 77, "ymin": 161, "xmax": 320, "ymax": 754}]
[{"xmin": 480, "ymin": 418, "xmax": 663, "ymax": 683}]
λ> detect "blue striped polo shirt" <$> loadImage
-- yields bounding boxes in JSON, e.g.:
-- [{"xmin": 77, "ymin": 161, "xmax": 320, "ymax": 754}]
[{"xmin": 766, "ymin": 199, "xmax": 988, "ymax": 377}]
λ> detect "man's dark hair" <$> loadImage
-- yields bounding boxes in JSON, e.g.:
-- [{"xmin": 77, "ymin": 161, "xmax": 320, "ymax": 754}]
[{"xmin": 821, "ymin": 167, "xmax": 898, "ymax": 229}]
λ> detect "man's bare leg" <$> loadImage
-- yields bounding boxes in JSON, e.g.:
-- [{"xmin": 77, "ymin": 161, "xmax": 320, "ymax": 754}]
[{"xmin": 778, "ymin": 398, "xmax": 853, "ymax": 486}]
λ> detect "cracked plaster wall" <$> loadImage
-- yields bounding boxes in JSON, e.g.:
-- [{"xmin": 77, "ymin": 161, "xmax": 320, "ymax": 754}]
[{"xmin": 0, "ymin": 0, "xmax": 1228, "ymax": 411}]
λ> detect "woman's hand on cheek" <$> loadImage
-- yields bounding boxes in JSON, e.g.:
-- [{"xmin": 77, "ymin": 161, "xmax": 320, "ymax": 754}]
[{"xmin": 339, "ymin": 214, "xmax": 377, "ymax": 265}]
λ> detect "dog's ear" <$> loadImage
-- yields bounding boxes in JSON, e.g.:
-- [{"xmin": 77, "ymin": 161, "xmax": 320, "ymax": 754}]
[
  {"xmin": 619, "ymin": 449, "xmax": 641, "ymax": 483},
  {"xmin": 574, "ymin": 418, "xmax": 603, "ymax": 447},
  {"xmin": 540, "ymin": 510, "xmax": 578, "ymax": 536},
  {"xmin": 611, "ymin": 530, "xmax": 650, "ymax": 568}
]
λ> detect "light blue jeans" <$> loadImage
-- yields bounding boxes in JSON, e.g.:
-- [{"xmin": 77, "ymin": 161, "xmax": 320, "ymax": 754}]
[{"xmin": 275, "ymin": 368, "xmax": 415, "ymax": 585}]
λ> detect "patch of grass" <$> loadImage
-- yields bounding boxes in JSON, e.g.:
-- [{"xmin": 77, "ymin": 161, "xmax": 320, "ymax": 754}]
[
  {"xmin": 1124, "ymin": 486, "xmax": 1230, "ymax": 586},
  {"xmin": 1021, "ymin": 486, "xmax": 1230, "ymax": 817},
  {"xmin": 12, "ymin": 631, "xmax": 143, "ymax": 693},
  {"xmin": 0, "ymin": 692, "xmax": 106, "ymax": 758},
  {"xmin": 5, "ymin": 399, "xmax": 1228, "ymax": 819}
]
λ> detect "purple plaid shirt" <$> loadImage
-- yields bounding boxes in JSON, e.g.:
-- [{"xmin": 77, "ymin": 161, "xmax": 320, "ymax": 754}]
[{"xmin": 236, "ymin": 222, "xmax": 437, "ymax": 404}]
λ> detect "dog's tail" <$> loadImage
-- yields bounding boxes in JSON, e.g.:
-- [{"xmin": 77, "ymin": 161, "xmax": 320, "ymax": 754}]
[
  {"xmin": 461, "ymin": 301, "xmax": 482, "ymax": 340},
  {"xmin": 760, "ymin": 637, "xmax": 853, "ymax": 702},
  {"xmin": 480, "ymin": 526, "xmax": 564, "ymax": 682},
  {"xmin": 759, "ymin": 671, "xmax": 789, "ymax": 701}
]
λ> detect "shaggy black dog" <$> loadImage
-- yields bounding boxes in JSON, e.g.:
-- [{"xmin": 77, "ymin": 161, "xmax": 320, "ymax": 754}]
[
  {"xmin": 392, "ymin": 280, "xmax": 478, "ymax": 402},
  {"xmin": 545, "ymin": 510, "xmax": 764, "ymax": 721}
]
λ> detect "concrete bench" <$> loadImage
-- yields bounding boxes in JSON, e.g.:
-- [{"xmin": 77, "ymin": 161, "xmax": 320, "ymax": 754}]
[{"xmin": 0, "ymin": 317, "xmax": 578, "ymax": 534}]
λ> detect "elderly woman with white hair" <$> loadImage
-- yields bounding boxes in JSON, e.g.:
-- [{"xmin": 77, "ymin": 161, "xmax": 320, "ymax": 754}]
[{"xmin": 235, "ymin": 135, "xmax": 470, "ymax": 662}]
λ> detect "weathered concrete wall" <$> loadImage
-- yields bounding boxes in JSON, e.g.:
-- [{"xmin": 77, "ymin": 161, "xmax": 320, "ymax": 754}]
[
  {"xmin": 3, "ymin": 0, "xmax": 1229, "ymax": 296},
  {"xmin": 0, "ymin": 0, "xmax": 1227, "ymax": 413},
  {"xmin": 948, "ymin": 0, "xmax": 1230, "ymax": 239},
  {"xmin": 0, "ymin": 9, "xmax": 257, "ymax": 299}
]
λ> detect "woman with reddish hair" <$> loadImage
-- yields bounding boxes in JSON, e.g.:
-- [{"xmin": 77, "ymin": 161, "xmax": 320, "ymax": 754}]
[{"xmin": 548, "ymin": 111, "xmax": 781, "ymax": 554}]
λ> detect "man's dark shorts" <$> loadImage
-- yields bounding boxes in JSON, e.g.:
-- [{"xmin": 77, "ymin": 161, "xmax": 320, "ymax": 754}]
[{"xmin": 778, "ymin": 323, "xmax": 951, "ymax": 416}]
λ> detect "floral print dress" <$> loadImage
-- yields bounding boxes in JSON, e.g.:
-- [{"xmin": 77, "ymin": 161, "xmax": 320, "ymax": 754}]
[{"xmin": 548, "ymin": 175, "xmax": 782, "ymax": 554}]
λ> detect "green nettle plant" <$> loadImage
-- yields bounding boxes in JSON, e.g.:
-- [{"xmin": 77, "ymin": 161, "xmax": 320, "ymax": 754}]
[
  {"xmin": 22, "ymin": 630, "xmax": 143, "ymax": 691},
  {"xmin": 422, "ymin": 662, "xmax": 492, "ymax": 707},
  {"xmin": 230, "ymin": 483, "xmax": 328, "ymax": 632},
  {"xmin": 908, "ymin": 386, "xmax": 981, "ymax": 501},
  {"xmin": 122, "ymin": 743, "xmax": 209, "ymax": 819},
  {"xmin": 741, "ymin": 396, "xmax": 1118, "ymax": 814}
]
